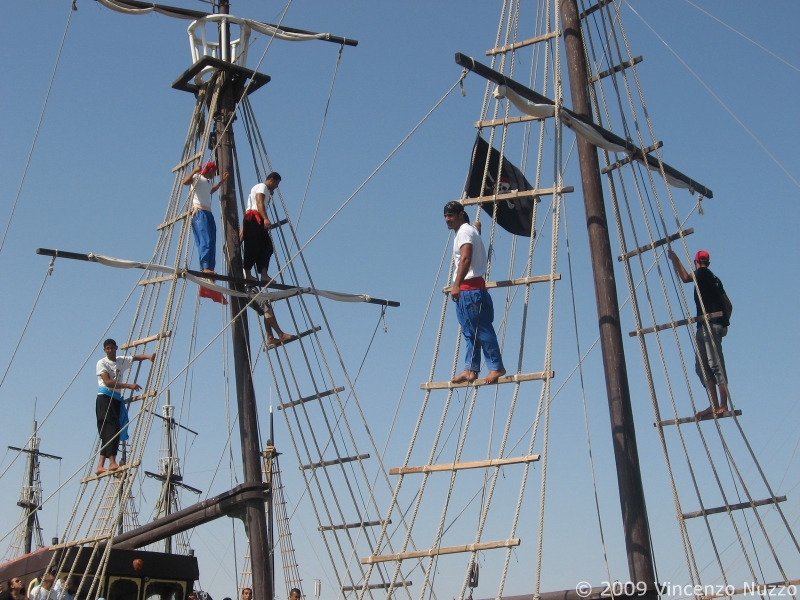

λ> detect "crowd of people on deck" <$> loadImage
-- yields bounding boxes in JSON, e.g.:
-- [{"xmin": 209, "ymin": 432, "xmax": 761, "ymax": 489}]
[{"xmin": 0, "ymin": 572, "xmax": 78, "ymax": 600}]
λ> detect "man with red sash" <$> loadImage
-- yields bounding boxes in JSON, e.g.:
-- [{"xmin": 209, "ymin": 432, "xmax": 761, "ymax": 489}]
[
  {"xmin": 243, "ymin": 172, "xmax": 281, "ymax": 281},
  {"xmin": 444, "ymin": 201, "xmax": 506, "ymax": 384}
]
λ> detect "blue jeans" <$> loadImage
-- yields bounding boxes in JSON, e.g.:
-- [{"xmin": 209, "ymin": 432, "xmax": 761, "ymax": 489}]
[
  {"xmin": 695, "ymin": 323, "xmax": 727, "ymax": 385},
  {"xmin": 191, "ymin": 209, "xmax": 216, "ymax": 272},
  {"xmin": 455, "ymin": 289, "xmax": 504, "ymax": 373}
]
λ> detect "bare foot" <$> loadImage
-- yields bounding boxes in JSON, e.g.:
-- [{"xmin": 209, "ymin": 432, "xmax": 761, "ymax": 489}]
[
  {"xmin": 94, "ymin": 467, "xmax": 107, "ymax": 476},
  {"xmin": 714, "ymin": 407, "xmax": 728, "ymax": 416},
  {"xmin": 107, "ymin": 463, "xmax": 120, "ymax": 472},
  {"xmin": 278, "ymin": 333, "xmax": 296, "ymax": 344},
  {"xmin": 485, "ymin": 369, "xmax": 507, "ymax": 385},
  {"xmin": 695, "ymin": 407, "xmax": 714, "ymax": 419},
  {"xmin": 451, "ymin": 370, "xmax": 478, "ymax": 384},
  {"xmin": 266, "ymin": 336, "xmax": 279, "ymax": 348}
]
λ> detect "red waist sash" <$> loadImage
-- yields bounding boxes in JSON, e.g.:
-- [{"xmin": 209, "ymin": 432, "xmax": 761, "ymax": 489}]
[
  {"xmin": 245, "ymin": 209, "xmax": 264, "ymax": 225},
  {"xmin": 460, "ymin": 277, "xmax": 486, "ymax": 291}
]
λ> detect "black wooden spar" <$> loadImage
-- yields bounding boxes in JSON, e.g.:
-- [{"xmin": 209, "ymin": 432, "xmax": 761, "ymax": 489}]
[{"xmin": 454, "ymin": 53, "xmax": 713, "ymax": 199}]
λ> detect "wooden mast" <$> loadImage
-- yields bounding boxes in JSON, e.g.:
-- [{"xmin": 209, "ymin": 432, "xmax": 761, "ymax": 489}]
[
  {"xmin": 215, "ymin": 2, "xmax": 272, "ymax": 600},
  {"xmin": 559, "ymin": 0, "xmax": 657, "ymax": 595}
]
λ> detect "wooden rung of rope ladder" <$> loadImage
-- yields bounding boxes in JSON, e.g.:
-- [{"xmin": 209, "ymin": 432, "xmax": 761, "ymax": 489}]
[
  {"xmin": 120, "ymin": 331, "xmax": 172, "ymax": 349},
  {"xmin": 361, "ymin": 538, "xmax": 520, "ymax": 564},
  {"xmin": 390, "ymin": 454, "xmax": 540, "ymax": 475},
  {"xmin": 682, "ymin": 496, "xmax": 787, "ymax": 520},
  {"xmin": 157, "ymin": 211, "xmax": 191, "ymax": 231},
  {"xmin": 319, "ymin": 519, "xmax": 390, "ymax": 532},
  {"xmin": 442, "ymin": 274, "xmax": 560, "ymax": 294},
  {"xmin": 49, "ymin": 533, "xmax": 112, "ymax": 550},
  {"xmin": 460, "ymin": 187, "xmax": 573, "ymax": 207},
  {"xmin": 628, "ymin": 312, "xmax": 722, "ymax": 337},
  {"xmin": 267, "ymin": 218, "xmax": 289, "ymax": 230},
  {"xmin": 300, "ymin": 453, "xmax": 369, "ymax": 471},
  {"xmin": 341, "ymin": 582, "xmax": 412, "ymax": 592},
  {"xmin": 278, "ymin": 386, "xmax": 345, "ymax": 411},
  {"xmin": 486, "ymin": 31, "xmax": 560, "ymax": 56},
  {"xmin": 602, "ymin": 142, "xmax": 664, "ymax": 175},
  {"xmin": 590, "ymin": 56, "xmax": 643, "ymax": 82},
  {"xmin": 80, "ymin": 460, "xmax": 141, "ymax": 484},
  {"xmin": 138, "ymin": 275, "xmax": 179, "ymax": 286},
  {"xmin": 475, "ymin": 114, "xmax": 549, "ymax": 129},
  {"xmin": 420, "ymin": 371, "xmax": 553, "ymax": 390},
  {"xmin": 129, "ymin": 391, "xmax": 157, "ymax": 403},
  {"xmin": 656, "ymin": 409, "xmax": 742, "ymax": 427},
  {"xmin": 618, "ymin": 227, "xmax": 692, "ymax": 262},
  {"xmin": 171, "ymin": 151, "xmax": 203, "ymax": 173},
  {"xmin": 580, "ymin": 0, "xmax": 613, "ymax": 19},
  {"xmin": 265, "ymin": 326, "xmax": 321, "ymax": 351}
]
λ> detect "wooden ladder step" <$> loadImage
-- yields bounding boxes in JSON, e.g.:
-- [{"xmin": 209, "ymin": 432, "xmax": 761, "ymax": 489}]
[
  {"xmin": 267, "ymin": 218, "xmax": 290, "ymax": 231},
  {"xmin": 475, "ymin": 114, "xmax": 549, "ymax": 129},
  {"xmin": 590, "ymin": 56, "xmax": 643, "ymax": 82},
  {"xmin": 319, "ymin": 519, "xmax": 390, "ymax": 532},
  {"xmin": 682, "ymin": 496, "xmax": 787, "ymax": 520},
  {"xmin": 80, "ymin": 460, "xmax": 141, "ymax": 484},
  {"xmin": 602, "ymin": 141, "xmax": 663, "ymax": 175},
  {"xmin": 391, "ymin": 454, "xmax": 539, "ymax": 475},
  {"xmin": 486, "ymin": 31, "xmax": 560, "ymax": 56},
  {"xmin": 618, "ymin": 227, "xmax": 692, "ymax": 262},
  {"xmin": 460, "ymin": 186, "xmax": 574, "ymax": 207},
  {"xmin": 171, "ymin": 151, "xmax": 203, "ymax": 173},
  {"xmin": 138, "ymin": 275, "xmax": 179, "ymax": 286},
  {"xmin": 129, "ymin": 391, "xmax": 157, "ymax": 403},
  {"xmin": 656, "ymin": 410, "xmax": 742, "ymax": 427},
  {"xmin": 300, "ymin": 453, "xmax": 369, "ymax": 471},
  {"xmin": 341, "ymin": 582, "xmax": 412, "ymax": 592},
  {"xmin": 157, "ymin": 210, "xmax": 191, "ymax": 231},
  {"xmin": 629, "ymin": 312, "xmax": 722, "ymax": 337},
  {"xmin": 420, "ymin": 371, "xmax": 554, "ymax": 390},
  {"xmin": 580, "ymin": 0, "xmax": 613, "ymax": 19},
  {"xmin": 361, "ymin": 538, "xmax": 520, "ymax": 564},
  {"xmin": 265, "ymin": 326, "xmax": 321, "ymax": 351},
  {"xmin": 120, "ymin": 331, "xmax": 171, "ymax": 349},
  {"xmin": 49, "ymin": 533, "xmax": 112, "ymax": 550},
  {"xmin": 442, "ymin": 274, "xmax": 560, "ymax": 294},
  {"xmin": 278, "ymin": 386, "xmax": 344, "ymax": 411}
]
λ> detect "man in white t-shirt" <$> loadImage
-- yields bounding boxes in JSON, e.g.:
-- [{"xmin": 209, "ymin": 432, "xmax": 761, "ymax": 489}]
[
  {"xmin": 183, "ymin": 160, "xmax": 229, "ymax": 275},
  {"xmin": 444, "ymin": 201, "xmax": 506, "ymax": 385},
  {"xmin": 242, "ymin": 172, "xmax": 294, "ymax": 347},
  {"xmin": 242, "ymin": 172, "xmax": 280, "ymax": 281},
  {"xmin": 29, "ymin": 572, "xmax": 55, "ymax": 600},
  {"xmin": 94, "ymin": 338, "xmax": 155, "ymax": 475}
]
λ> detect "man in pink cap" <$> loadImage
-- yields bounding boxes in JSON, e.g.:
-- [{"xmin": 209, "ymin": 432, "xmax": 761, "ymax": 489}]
[
  {"xmin": 183, "ymin": 160, "xmax": 229, "ymax": 275},
  {"xmin": 668, "ymin": 248, "xmax": 733, "ymax": 417}
]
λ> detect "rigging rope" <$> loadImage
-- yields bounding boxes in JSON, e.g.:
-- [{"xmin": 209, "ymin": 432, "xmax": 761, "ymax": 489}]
[
  {"xmin": 0, "ymin": 257, "xmax": 55, "ymax": 390},
  {"xmin": 0, "ymin": 1, "xmax": 74, "ymax": 256}
]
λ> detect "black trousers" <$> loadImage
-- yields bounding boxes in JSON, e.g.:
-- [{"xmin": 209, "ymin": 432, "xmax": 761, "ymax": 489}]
[
  {"xmin": 243, "ymin": 215, "xmax": 273, "ymax": 274},
  {"xmin": 96, "ymin": 394, "xmax": 121, "ymax": 458}
]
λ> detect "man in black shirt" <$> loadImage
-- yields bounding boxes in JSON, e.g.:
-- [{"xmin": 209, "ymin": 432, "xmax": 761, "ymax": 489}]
[{"xmin": 668, "ymin": 248, "xmax": 733, "ymax": 418}]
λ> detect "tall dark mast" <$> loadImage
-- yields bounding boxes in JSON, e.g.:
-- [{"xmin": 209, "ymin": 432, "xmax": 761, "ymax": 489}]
[
  {"xmin": 560, "ymin": 0, "xmax": 656, "ymax": 594},
  {"xmin": 214, "ymin": 2, "xmax": 272, "ymax": 600}
]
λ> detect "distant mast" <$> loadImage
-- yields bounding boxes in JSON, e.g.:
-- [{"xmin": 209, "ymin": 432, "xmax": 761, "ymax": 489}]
[{"xmin": 6, "ymin": 417, "xmax": 61, "ymax": 558}]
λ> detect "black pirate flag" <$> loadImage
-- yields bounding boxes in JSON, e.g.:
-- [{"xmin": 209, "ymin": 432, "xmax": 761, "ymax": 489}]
[{"xmin": 464, "ymin": 135, "xmax": 535, "ymax": 237}]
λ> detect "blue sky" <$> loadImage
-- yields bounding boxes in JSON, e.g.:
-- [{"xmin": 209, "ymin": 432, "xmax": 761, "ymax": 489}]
[{"xmin": 0, "ymin": 1, "xmax": 799, "ymax": 600}]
